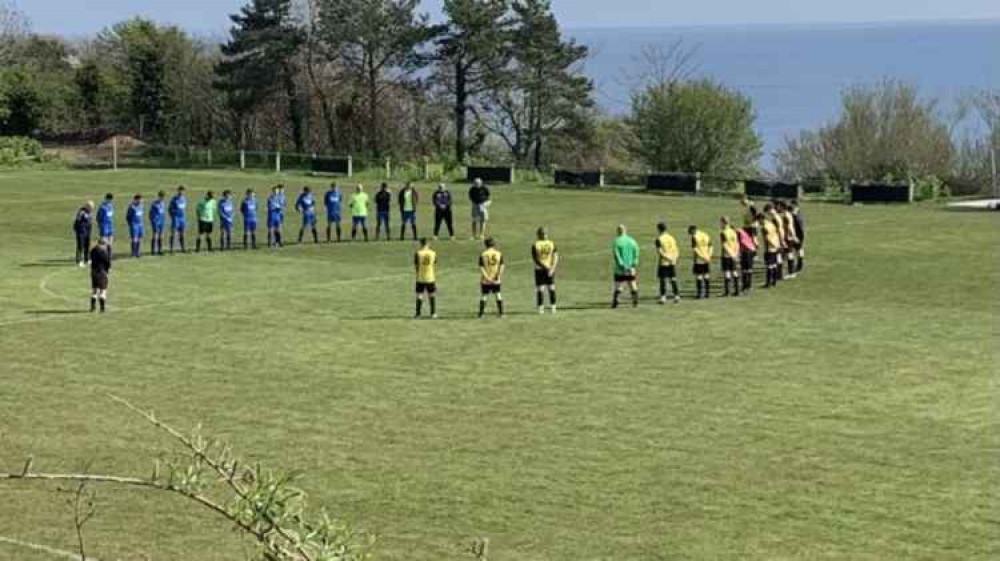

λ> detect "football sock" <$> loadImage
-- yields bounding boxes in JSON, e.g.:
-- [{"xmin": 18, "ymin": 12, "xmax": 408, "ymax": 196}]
[
  {"xmin": 169, "ymin": 235, "xmax": 175, "ymax": 252},
  {"xmin": 268, "ymin": 231, "xmax": 273, "ymax": 247},
  {"xmin": 724, "ymin": 277, "xmax": 730, "ymax": 296},
  {"xmin": 90, "ymin": 296, "xmax": 96, "ymax": 312},
  {"xmin": 497, "ymin": 299, "xmax": 504, "ymax": 316},
  {"xmin": 549, "ymin": 290, "xmax": 556, "ymax": 306},
  {"xmin": 478, "ymin": 299, "xmax": 486, "ymax": 317},
  {"xmin": 336, "ymin": 226, "xmax": 341, "ymax": 241},
  {"xmin": 797, "ymin": 256, "xmax": 804, "ymax": 273},
  {"xmin": 536, "ymin": 291, "xmax": 544, "ymax": 307},
  {"xmin": 312, "ymin": 229, "xmax": 318, "ymax": 244},
  {"xmin": 98, "ymin": 297, "xmax": 105, "ymax": 312},
  {"xmin": 659, "ymin": 278, "xmax": 667, "ymax": 298},
  {"xmin": 429, "ymin": 297, "xmax": 436, "ymax": 315},
  {"xmin": 250, "ymin": 233, "xmax": 256, "ymax": 249},
  {"xmin": 415, "ymin": 299, "xmax": 422, "ymax": 317},
  {"xmin": 703, "ymin": 278, "xmax": 710, "ymax": 298},
  {"xmin": 612, "ymin": 289, "xmax": 621, "ymax": 308},
  {"xmin": 671, "ymin": 280, "xmax": 680, "ymax": 297},
  {"xmin": 195, "ymin": 238, "xmax": 201, "ymax": 252},
  {"xmin": 631, "ymin": 290, "xmax": 639, "ymax": 307},
  {"xmin": 179, "ymin": 234, "xmax": 185, "ymax": 252},
  {"xmin": 695, "ymin": 279, "xmax": 702, "ymax": 298},
  {"xmin": 207, "ymin": 238, "xmax": 213, "ymax": 251}
]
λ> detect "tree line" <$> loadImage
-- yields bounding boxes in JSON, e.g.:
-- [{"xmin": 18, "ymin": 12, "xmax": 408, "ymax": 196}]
[{"xmin": 0, "ymin": 0, "xmax": 996, "ymax": 192}]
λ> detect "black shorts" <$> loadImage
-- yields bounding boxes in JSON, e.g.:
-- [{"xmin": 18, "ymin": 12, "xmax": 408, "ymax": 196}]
[
  {"xmin": 91, "ymin": 274, "xmax": 108, "ymax": 290},
  {"xmin": 614, "ymin": 273, "xmax": 636, "ymax": 283},
  {"xmin": 765, "ymin": 252, "xmax": 778, "ymax": 266},
  {"xmin": 534, "ymin": 269, "xmax": 555, "ymax": 286},
  {"xmin": 657, "ymin": 265, "xmax": 676, "ymax": 279},
  {"xmin": 740, "ymin": 252, "xmax": 755, "ymax": 271},
  {"xmin": 198, "ymin": 221, "xmax": 213, "ymax": 235},
  {"xmin": 481, "ymin": 283, "xmax": 502, "ymax": 295},
  {"xmin": 693, "ymin": 263, "xmax": 710, "ymax": 276},
  {"xmin": 722, "ymin": 257, "xmax": 737, "ymax": 273},
  {"xmin": 415, "ymin": 282, "xmax": 436, "ymax": 294}
]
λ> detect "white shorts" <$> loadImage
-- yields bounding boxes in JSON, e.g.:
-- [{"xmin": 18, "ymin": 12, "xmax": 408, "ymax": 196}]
[{"xmin": 472, "ymin": 204, "xmax": 489, "ymax": 221}]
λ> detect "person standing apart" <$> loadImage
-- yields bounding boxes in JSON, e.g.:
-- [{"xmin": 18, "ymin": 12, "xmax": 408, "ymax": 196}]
[
  {"xmin": 689, "ymin": 225, "xmax": 714, "ymax": 299},
  {"xmin": 719, "ymin": 216, "xmax": 741, "ymax": 297},
  {"xmin": 241, "ymin": 189, "xmax": 258, "ymax": 249},
  {"xmin": 468, "ymin": 178, "xmax": 491, "ymax": 240},
  {"xmin": 195, "ymin": 191, "xmax": 217, "ymax": 253},
  {"xmin": 432, "ymin": 183, "xmax": 454, "ymax": 240},
  {"xmin": 761, "ymin": 205, "xmax": 782, "ymax": 288},
  {"xmin": 89, "ymin": 238, "xmax": 111, "ymax": 313},
  {"xmin": 324, "ymin": 183, "xmax": 343, "ymax": 243},
  {"xmin": 414, "ymin": 237, "xmax": 438, "ymax": 319},
  {"xmin": 168, "ymin": 186, "xmax": 187, "ymax": 253},
  {"xmin": 73, "ymin": 201, "xmax": 94, "ymax": 267},
  {"xmin": 791, "ymin": 200, "xmax": 806, "ymax": 274},
  {"xmin": 126, "ymin": 194, "xmax": 145, "ymax": 258},
  {"xmin": 478, "ymin": 237, "xmax": 505, "ymax": 318},
  {"xmin": 350, "ymin": 185, "xmax": 370, "ymax": 241},
  {"xmin": 96, "ymin": 193, "xmax": 115, "ymax": 259},
  {"xmin": 399, "ymin": 182, "xmax": 419, "ymax": 241},
  {"xmin": 531, "ymin": 227, "xmax": 559, "ymax": 314},
  {"xmin": 612, "ymin": 224, "xmax": 640, "ymax": 309},
  {"xmin": 149, "ymin": 191, "xmax": 166, "ymax": 256},
  {"xmin": 655, "ymin": 221, "xmax": 681, "ymax": 304},
  {"xmin": 267, "ymin": 186, "xmax": 283, "ymax": 248},
  {"xmin": 738, "ymin": 222, "xmax": 758, "ymax": 295},
  {"xmin": 219, "ymin": 190, "xmax": 236, "ymax": 251},
  {"xmin": 296, "ymin": 186, "xmax": 319, "ymax": 244}
]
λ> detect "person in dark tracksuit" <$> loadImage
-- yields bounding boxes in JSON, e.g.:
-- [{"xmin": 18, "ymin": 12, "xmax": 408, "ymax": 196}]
[
  {"xmin": 432, "ymin": 184, "xmax": 454, "ymax": 240},
  {"xmin": 90, "ymin": 239, "xmax": 112, "ymax": 312},
  {"xmin": 73, "ymin": 202, "xmax": 94, "ymax": 267}
]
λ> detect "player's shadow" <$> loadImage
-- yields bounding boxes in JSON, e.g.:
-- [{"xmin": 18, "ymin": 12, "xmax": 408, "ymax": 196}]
[
  {"xmin": 24, "ymin": 309, "xmax": 89, "ymax": 315},
  {"xmin": 20, "ymin": 259, "xmax": 78, "ymax": 268}
]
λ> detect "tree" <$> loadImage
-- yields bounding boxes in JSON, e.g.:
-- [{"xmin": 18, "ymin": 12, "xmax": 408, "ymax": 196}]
[
  {"xmin": 628, "ymin": 79, "xmax": 762, "ymax": 176},
  {"xmin": 435, "ymin": 0, "xmax": 510, "ymax": 163},
  {"xmin": 216, "ymin": 0, "xmax": 307, "ymax": 151},
  {"xmin": 318, "ymin": 0, "xmax": 438, "ymax": 158},
  {"xmin": 775, "ymin": 80, "xmax": 953, "ymax": 182},
  {"xmin": 0, "ymin": 0, "xmax": 29, "ymax": 65},
  {"xmin": 483, "ymin": 0, "xmax": 593, "ymax": 167}
]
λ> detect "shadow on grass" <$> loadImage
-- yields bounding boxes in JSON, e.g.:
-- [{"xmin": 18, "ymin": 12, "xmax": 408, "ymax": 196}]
[
  {"xmin": 20, "ymin": 259, "xmax": 78, "ymax": 268},
  {"xmin": 24, "ymin": 309, "xmax": 89, "ymax": 315}
]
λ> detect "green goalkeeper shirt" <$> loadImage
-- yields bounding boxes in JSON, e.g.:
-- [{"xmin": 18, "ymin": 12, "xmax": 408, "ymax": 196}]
[{"xmin": 613, "ymin": 234, "xmax": 639, "ymax": 275}]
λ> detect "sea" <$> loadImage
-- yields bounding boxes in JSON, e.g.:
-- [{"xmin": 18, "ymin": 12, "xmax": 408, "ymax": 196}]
[{"xmin": 568, "ymin": 20, "xmax": 1000, "ymax": 166}]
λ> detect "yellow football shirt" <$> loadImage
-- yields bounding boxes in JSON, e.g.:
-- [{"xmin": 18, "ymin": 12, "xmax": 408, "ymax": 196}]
[
  {"xmin": 692, "ymin": 230, "xmax": 713, "ymax": 264},
  {"xmin": 721, "ymin": 226, "xmax": 740, "ymax": 258},
  {"xmin": 763, "ymin": 220, "xmax": 781, "ymax": 252},
  {"xmin": 479, "ymin": 248, "xmax": 504, "ymax": 284},
  {"xmin": 532, "ymin": 239, "xmax": 557, "ymax": 270},
  {"xmin": 415, "ymin": 247, "xmax": 437, "ymax": 283},
  {"xmin": 771, "ymin": 211, "xmax": 786, "ymax": 247},
  {"xmin": 656, "ymin": 233, "xmax": 679, "ymax": 265},
  {"xmin": 782, "ymin": 211, "xmax": 798, "ymax": 243}
]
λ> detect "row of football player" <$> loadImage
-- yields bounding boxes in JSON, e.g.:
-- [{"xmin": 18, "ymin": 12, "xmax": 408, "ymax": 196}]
[
  {"xmin": 408, "ymin": 201, "xmax": 805, "ymax": 319},
  {"xmin": 71, "ymin": 180, "xmax": 495, "ymax": 263}
]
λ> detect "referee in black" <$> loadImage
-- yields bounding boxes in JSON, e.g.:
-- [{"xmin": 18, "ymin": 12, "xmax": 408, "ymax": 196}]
[
  {"xmin": 432, "ymin": 183, "xmax": 454, "ymax": 240},
  {"xmin": 90, "ymin": 238, "xmax": 112, "ymax": 312}
]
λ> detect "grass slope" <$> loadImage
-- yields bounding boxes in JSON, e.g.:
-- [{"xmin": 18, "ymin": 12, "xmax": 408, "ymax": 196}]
[{"xmin": 0, "ymin": 169, "xmax": 997, "ymax": 561}]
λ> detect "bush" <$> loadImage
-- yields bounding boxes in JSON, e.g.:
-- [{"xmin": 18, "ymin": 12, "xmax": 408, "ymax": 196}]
[{"xmin": 0, "ymin": 135, "xmax": 45, "ymax": 165}]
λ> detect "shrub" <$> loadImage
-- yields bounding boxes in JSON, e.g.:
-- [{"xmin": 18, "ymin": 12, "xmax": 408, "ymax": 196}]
[{"xmin": 0, "ymin": 135, "xmax": 45, "ymax": 165}]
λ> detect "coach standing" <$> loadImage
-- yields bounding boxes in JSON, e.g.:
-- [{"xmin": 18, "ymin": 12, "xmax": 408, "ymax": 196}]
[
  {"xmin": 90, "ymin": 238, "xmax": 111, "ymax": 313},
  {"xmin": 468, "ymin": 178, "xmax": 491, "ymax": 240},
  {"xmin": 432, "ymin": 183, "xmax": 454, "ymax": 240}
]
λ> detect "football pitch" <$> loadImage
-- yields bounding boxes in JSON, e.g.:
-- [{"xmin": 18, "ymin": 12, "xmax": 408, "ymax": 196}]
[{"xmin": 0, "ymin": 169, "xmax": 997, "ymax": 560}]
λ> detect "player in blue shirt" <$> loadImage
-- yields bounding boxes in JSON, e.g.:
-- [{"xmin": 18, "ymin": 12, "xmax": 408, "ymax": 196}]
[
  {"xmin": 296, "ymin": 186, "xmax": 319, "ymax": 244},
  {"xmin": 126, "ymin": 194, "xmax": 144, "ymax": 258},
  {"xmin": 149, "ymin": 190, "xmax": 166, "ymax": 256},
  {"xmin": 168, "ymin": 185, "xmax": 188, "ymax": 253},
  {"xmin": 267, "ymin": 185, "xmax": 284, "ymax": 248},
  {"xmin": 241, "ymin": 188, "xmax": 258, "ymax": 249},
  {"xmin": 96, "ymin": 193, "xmax": 115, "ymax": 258},
  {"xmin": 218, "ymin": 190, "xmax": 236, "ymax": 251},
  {"xmin": 324, "ymin": 183, "xmax": 342, "ymax": 243}
]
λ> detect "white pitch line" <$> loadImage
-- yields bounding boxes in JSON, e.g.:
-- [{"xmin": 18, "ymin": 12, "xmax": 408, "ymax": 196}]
[{"xmin": 0, "ymin": 535, "xmax": 100, "ymax": 561}]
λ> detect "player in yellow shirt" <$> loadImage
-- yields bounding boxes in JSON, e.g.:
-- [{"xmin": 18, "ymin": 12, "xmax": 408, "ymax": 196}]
[
  {"xmin": 768, "ymin": 202, "xmax": 787, "ymax": 281},
  {"xmin": 531, "ymin": 227, "xmax": 559, "ymax": 314},
  {"xmin": 654, "ymin": 222, "xmax": 681, "ymax": 304},
  {"xmin": 478, "ymin": 237, "xmax": 505, "ymax": 318},
  {"xmin": 414, "ymin": 238, "xmax": 438, "ymax": 319},
  {"xmin": 761, "ymin": 204, "xmax": 782, "ymax": 288},
  {"xmin": 719, "ymin": 216, "xmax": 741, "ymax": 297},
  {"xmin": 688, "ymin": 224, "xmax": 714, "ymax": 299},
  {"xmin": 779, "ymin": 201, "xmax": 799, "ymax": 279}
]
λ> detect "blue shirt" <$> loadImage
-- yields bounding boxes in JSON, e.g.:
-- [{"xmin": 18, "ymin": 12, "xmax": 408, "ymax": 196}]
[
  {"xmin": 325, "ymin": 190, "xmax": 342, "ymax": 215},
  {"xmin": 126, "ymin": 202, "xmax": 144, "ymax": 226},
  {"xmin": 97, "ymin": 202, "xmax": 114, "ymax": 232},
  {"xmin": 149, "ymin": 199, "xmax": 166, "ymax": 226},
  {"xmin": 296, "ymin": 192, "xmax": 316, "ymax": 216},
  {"xmin": 241, "ymin": 197, "xmax": 257, "ymax": 223},
  {"xmin": 219, "ymin": 198, "xmax": 235, "ymax": 225},
  {"xmin": 169, "ymin": 195, "xmax": 187, "ymax": 220},
  {"xmin": 268, "ymin": 194, "xmax": 281, "ymax": 214},
  {"xmin": 276, "ymin": 191, "xmax": 287, "ymax": 213}
]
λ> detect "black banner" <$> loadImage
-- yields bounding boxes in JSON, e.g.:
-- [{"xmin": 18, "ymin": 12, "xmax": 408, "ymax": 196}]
[
  {"xmin": 850, "ymin": 182, "xmax": 912, "ymax": 203},
  {"xmin": 745, "ymin": 180, "xmax": 802, "ymax": 199},
  {"xmin": 311, "ymin": 157, "xmax": 351, "ymax": 175},
  {"xmin": 646, "ymin": 173, "xmax": 699, "ymax": 193},
  {"xmin": 467, "ymin": 166, "xmax": 515, "ymax": 183},
  {"xmin": 554, "ymin": 169, "xmax": 603, "ymax": 187}
]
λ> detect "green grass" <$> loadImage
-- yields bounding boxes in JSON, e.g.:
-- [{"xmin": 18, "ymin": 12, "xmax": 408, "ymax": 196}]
[{"xmin": 0, "ymin": 168, "xmax": 997, "ymax": 561}]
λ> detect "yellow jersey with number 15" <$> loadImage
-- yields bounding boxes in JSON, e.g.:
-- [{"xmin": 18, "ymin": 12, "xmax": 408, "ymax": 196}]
[
  {"xmin": 479, "ymin": 248, "xmax": 504, "ymax": 284},
  {"xmin": 415, "ymin": 247, "xmax": 437, "ymax": 283},
  {"xmin": 721, "ymin": 226, "xmax": 740, "ymax": 258},
  {"xmin": 532, "ymin": 239, "xmax": 557, "ymax": 270},
  {"xmin": 656, "ymin": 233, "xmax": 679, "ymax": 265}
]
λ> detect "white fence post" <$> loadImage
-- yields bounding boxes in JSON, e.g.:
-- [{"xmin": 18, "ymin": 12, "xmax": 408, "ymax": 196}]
[
  {"xmin": 347, "ymin": 156, "xmax": 353, "ymax": 178},
  {"xmin": 207, "ymin": 148, "xmax": 212, "ymax": 167},
  {"xmin": 276, "ymin": 151, "xmax": 282, "ymax": 174},
  {"xmin": 240, "ymin": 149, "xmax": 246, "ymax": 171},
  {"xmin": 112, "ymin": 136, "xmax": 118, "ymax": 171},
  {"xmin": 385, "ymin": 157, "xmax": 391, "ymax": 179}
]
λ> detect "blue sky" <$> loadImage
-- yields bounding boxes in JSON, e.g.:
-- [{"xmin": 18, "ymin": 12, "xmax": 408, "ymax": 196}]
[{"xmin": 18, "ymin": 0, "xmax": 1000, "ymax": 36}]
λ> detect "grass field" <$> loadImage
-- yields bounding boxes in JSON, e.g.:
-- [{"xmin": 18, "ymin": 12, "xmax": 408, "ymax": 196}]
[{"xmin": 0, "ymin": 168, "xmax": 997, "ymax": 561}]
